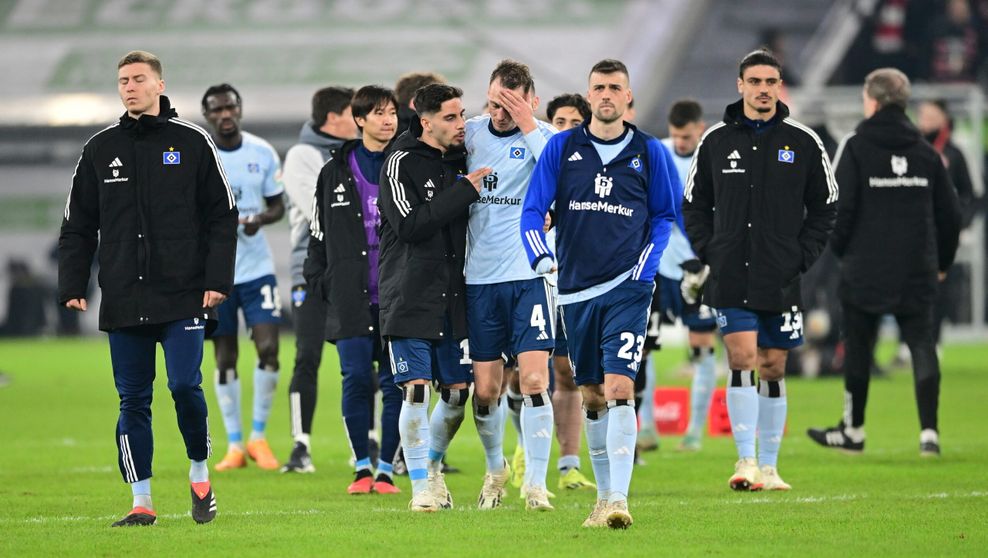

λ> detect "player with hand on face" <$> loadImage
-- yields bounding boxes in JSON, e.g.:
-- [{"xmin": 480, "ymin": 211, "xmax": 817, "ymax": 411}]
[{"xmin": 464, "ymin": 60, "xmax": 563, "ymax": 511}]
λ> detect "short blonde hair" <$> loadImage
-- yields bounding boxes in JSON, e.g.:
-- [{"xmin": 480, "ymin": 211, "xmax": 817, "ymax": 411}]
[{"xmin": 117, "ymin": 50, "xmax": 162, "ymax": 78}]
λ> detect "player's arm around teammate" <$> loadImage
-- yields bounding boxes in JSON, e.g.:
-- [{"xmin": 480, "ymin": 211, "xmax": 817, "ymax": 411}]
[{"xmin": 377, "ymin": 83, "xmax": 489, "ymax": 512}]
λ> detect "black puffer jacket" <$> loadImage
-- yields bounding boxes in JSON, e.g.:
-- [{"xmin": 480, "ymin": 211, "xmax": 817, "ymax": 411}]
[
  {"xmin": 377, "ymin": 120, "xmax": 478, "ymax": 340},
  {"xmin": 58, "ymin": 96, "xmax": 238, "ymax": 331},
  {"xmin": 831, "ymin": 105, "xmax": 961, "ymax": 314},
  {"xmin": 683, "ymin": 100, "xmax": 838, "ymax": 312},
  {"xmin": 305, "ymin": 139, "xmax": 375, "ymax": 341}
]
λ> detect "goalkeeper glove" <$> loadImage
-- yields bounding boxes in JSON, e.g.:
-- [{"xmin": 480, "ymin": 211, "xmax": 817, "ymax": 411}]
[{"xmin": 680, "ymin": 258, "xmax": 710, "ymax": 305}]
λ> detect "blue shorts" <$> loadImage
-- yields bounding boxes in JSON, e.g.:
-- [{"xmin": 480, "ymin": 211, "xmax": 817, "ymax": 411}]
[
  {"xmin": 658, "ymin": 276, "xmax": 718, "ymax": 332},
  {"xmin": 715, "ymin": 306, "xmax": 804, "ymax": 349},
  {"xmin": 554, "ymin": 312, "xmax": 568, "ymax": 357},
  {"xmin": 386, "ymin": 322, "xmax": 473, "ymax": 386},
  {"xmin": 212, "ymin": 274, "xmax": 281, "ymax": 337},
  {"xmin": 467, "ymin": 278, "xmax": 555, "ymax": 362},
  {"xmin": 559, "ymin": 279, "xmax": 653, "ymax": 387}
]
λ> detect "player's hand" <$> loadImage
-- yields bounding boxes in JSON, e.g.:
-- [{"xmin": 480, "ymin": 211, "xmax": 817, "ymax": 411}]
[
  {"xmin": 543, "ymin": 212, "xmax": 552, "ymax": 233},
  {"xmin": 938, "ymin": 271, "xmax": 947, "ymax": 282},
  {"xmin": 497, "ymin": 88, "xmax": 536, "ymax": 134},
  {"xmin": 464, "ymin": 167, "xmax": 492, "ymax": 193},
  {"xmin": 202, "ymin": 290, "xmax": 227, "ymax": 308},
  {"xmin": 680, "ymin": 258, "xmax": 710, "ymax": 305},
  {"xmin": 534, "ymin": 257, "xmax": 556, "ymax": 276},
  {"xmin": 240, "ymin": 214, "xmax": 261, "ymax": 236},
  {"xmin": 65, "ymin": 298, "xmax": 87, "ymax": 312}
]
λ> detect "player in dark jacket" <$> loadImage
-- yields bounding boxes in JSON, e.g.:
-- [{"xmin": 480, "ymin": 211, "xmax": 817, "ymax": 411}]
[
  {"xmin": 306, "ymin": 85, "xmax": 403, "ymax": 495},
  {"xmin": 58, "ymin": 51, "xmax": 237, "ymax": 527},
  {"xmin": 377, "ymin": 83, "xmax": 490, "ymax": 512},
  {"xmin": 808, "ymin": 69, "xmax": 961, "ymax": 457},
  {"xmin": 683, "ymin": 49, "xmax": 837, "ymax": 492}
]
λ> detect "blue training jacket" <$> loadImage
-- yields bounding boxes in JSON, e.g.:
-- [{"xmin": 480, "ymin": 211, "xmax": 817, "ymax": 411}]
[{"xmin": 520, "ymin": 122, "xmax": 679, "ymax": 295}]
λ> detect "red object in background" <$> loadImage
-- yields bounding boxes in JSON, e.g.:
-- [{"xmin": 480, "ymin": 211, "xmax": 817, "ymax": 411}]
[
  {"xmin": 707, "ymin": 387, "xmax": 733, "ymax": 436},
  {"xmin": 652, "ymin": 388, "xmax": 690, "ymax": 435}
]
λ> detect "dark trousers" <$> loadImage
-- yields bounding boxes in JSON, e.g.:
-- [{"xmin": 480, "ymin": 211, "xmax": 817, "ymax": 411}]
[
  {"xmin": 108, "ymin": 318, "xmax": 210, "ymax": 483},
  {"xmin": 288, "ymin": 285, "xmax": 327, "ymax": 437},
  {"xmin": 337, "ymin": 308, "xmax": 401, "ymax": 465},
  {"xmin": 842, "ymin": 302, "xmax": 940, "ymax": 431}
]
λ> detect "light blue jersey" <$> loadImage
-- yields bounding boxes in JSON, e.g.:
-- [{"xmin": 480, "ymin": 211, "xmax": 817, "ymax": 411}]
[
  {"xmin": 465, "ymin": 115, "xmax": 556, "ymax": 285},
  {"xmin": 658, "ymin": 137, "xmax": 696, "ymax": 281},
  {"xmin": 218, "ymin": 131, "xmax": 285, "ymax": 285}
]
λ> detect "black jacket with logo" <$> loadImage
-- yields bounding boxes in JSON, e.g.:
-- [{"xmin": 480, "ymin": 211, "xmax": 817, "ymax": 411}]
[
  {"xmin": 58, "ymin": 96, "xmax": 238, "ymax": 331},
  {"xmin": 831, "ymin": 106, "xmax": 961, "ymax": 314},
  {"xmin": 377, "ymin": 120, "xmax": 479, "ymax": 341},
  {"xmin": 306, "ymin": 139, "xmax": 377, "ymax": 341},
  {"xmin": 683, "ymin": 100, "xmax": 838, "ymax": 313}
]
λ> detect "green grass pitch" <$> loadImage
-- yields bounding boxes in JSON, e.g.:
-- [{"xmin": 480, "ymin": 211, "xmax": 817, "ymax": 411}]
[{"xmin": 0, "ymin": 337, "xmax": 985, "ymax": 556}]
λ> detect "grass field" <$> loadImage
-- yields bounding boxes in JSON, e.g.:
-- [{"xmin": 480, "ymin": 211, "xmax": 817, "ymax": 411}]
[{"xmin": 0, "ymin": 336, "xmax": 985, "ymax": 557}]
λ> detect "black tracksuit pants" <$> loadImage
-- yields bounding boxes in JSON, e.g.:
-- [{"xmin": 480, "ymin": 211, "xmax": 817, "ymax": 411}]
[
  {"xmin": 288, "ymin": 284, "xmax": 327, "ymax": 438},
  {"xmin": 842, "ymin": 302, "xmax": 940, "ymax": 432}
]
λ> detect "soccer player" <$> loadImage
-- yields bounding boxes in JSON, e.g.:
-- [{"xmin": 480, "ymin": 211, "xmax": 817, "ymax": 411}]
[
  {"xmin": 683, "ymin": 49, "xmax": 837, "ymax": 491},
  {"xmin": 541, "ymin": 92, "xmax": 596, "ymax": 491},
  {"xmin": 281, "ymin": 86, "xmax": 357, "ymax": 473},
  {"xmin": 378, "ymin": 83, "xmax": 491, "ymax": 512},
  {"xmin": 59, "ymin": 50, "xmax": 237, "ymax": 526},
  {"xmin": 521, "ymin": 59, "xmax": 679, "ymax": 528},
  {"xmin": 306, "ymin": 85, "xmax": 402, "ymax": 494},
  {"xmin": 464, "ymin": 60, "xmax": 559, "ymax": 511},
  {"xmin": 547, "ymin": 93, "xmax": 591, "ymax": 132},
  {"xmin": 658, "ymin": 99, "xmax": 719, "ymax": 452},
  {"xmin": 201, "ymin": 84, "xmax": 286, "ymax": 472},
  {"xmin": 807, "ymin": 69, "xmax": 960, "ymax": 457},
  {"xmin": 394, "ymin": 71, "xmax": 446, "ymax": 137}
]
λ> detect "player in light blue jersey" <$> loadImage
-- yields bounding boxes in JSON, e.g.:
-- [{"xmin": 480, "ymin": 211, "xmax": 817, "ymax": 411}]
[
  {"xmin": 520, "ymin": 59, "xmax": 678, "ymax": 529},
  {"xmin": 645, "ymin": 100, "xmax": 721, "ymax": 452},
  {"xmin": 464, "ymin": 60, "xmax": 558, "ymax": 511},
  {"xmin": 201, "ymin": 84, "xmax": 286, "ymax": 472}
]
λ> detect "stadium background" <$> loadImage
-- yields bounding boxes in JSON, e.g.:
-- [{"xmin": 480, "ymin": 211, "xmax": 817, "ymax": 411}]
[{"xmin": 0, "ymin": 0, "xmax": 986, "ymax": 554}]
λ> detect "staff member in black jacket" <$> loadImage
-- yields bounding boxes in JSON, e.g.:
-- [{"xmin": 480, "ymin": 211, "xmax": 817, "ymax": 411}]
[
  {"xmin": 58, "ymin": 51, "xmax": 237, "ymax": 526},
  {"xmin": 378, "ymin": 84, "xmax": 490, "ymax": 512},
  {"xmin": 306, "ymin": 85, "xmax": 403, "ymax": 495},
  {"xmin": 683, "ymin": 49, "xmax": 837, "ymax": 492},
  {"xmin": 808, "ymin": 69, "xmax": 961, "ymax": 457}
]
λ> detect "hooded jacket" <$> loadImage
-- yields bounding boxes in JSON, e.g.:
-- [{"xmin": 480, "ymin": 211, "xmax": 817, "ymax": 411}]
[
  {"xmin": 305, "ymin": 139, "xmax": 376, "ymax": 340},
  {"xmin": 683, "ymin": 99, "xmax": 838, "ymax": 313},
  {"xmin": 377, "ymin": 121, "xmax": 479, "ymax": 341},
  {"xmin": 58, "ymin": 95, "xmax": 238, "ymax": 331},
  {"xmin": 282, "ymin": 122, "xmax": 346, "ymax": 287},
  {"xmin": 831, "ymin": 105, "xmax": 962, "ymax": 314}
]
